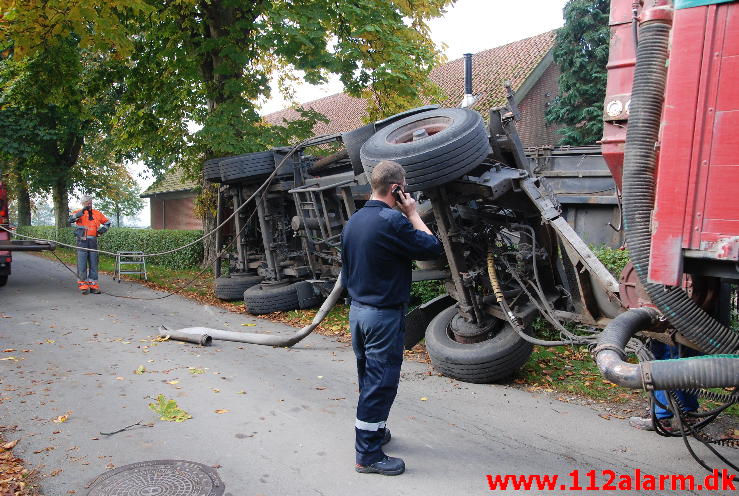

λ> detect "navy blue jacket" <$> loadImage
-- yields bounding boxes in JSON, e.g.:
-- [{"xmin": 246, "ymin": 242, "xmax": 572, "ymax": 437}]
[{"xmin": 341, "ymin": 200, "xmax": 443, "ymax": 307}]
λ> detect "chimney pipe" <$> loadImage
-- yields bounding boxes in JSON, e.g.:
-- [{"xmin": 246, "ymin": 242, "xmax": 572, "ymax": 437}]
[
  {"xmin": 460, "ymin": 53, "xmax": 478, "ymax": 108},
  {"xmin": 464, "ymin": 53, "xmax": 473, "ymax": 95}
]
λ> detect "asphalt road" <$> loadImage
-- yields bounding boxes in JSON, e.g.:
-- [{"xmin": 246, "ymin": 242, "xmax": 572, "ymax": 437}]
[{"xmin": 0, "ymin": 253, "xmax": 734, "ymax": 495}]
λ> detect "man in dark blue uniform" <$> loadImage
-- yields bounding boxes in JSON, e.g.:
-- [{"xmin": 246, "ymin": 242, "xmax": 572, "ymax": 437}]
[{"xmin": 341, "ymin": 160, "xmax": 443, "ymax": 476}]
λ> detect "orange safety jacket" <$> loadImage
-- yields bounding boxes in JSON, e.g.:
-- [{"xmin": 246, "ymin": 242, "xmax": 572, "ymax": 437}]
[{"xmin": 71, "ymin": 209, "xmax": 110, "ymax": 237}]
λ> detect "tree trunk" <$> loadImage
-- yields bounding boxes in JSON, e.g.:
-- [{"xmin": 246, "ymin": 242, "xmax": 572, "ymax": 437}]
[
  {"xmin": 16, "ymin": 176, "xmax": 32, "ymax": 226},
  {"xmin": 52, "ymin": 176, "xmax": 69, "ymax": 229}
]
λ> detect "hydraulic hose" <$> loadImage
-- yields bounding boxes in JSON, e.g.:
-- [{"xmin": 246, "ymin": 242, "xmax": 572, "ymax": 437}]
[
  {"xmin": 593, "ymin": 308, "xmax": 739, "ymax": 390},
  {"xmin": 161, "ymin": 276, "xmax": 345, "ymax": 347},
  {"xmin": 621, "ymin": 17, "xmax": 739, "ymax": 354}
]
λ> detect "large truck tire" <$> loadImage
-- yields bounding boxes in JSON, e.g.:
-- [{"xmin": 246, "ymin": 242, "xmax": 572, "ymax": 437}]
[
  {"xmin": 360, "ymin": 108, "xmax": 491, "ymax": 192},
  {"xmin": 0, "ymin": 274, "xmax": 7, "ymax": 287},
  {"xmin": 214, "ymin": 274, "xmax": 262, "ymax": 301},
  {"xmin": 204, "ymin": 158, "xmax": 223, "ymax": 183},
  {"xmin": 243, "ymin": 281, "xmax": 301, "ymax": 314},
  {"xmin": 219, "ymin": 151, "xmax": 276, "ymax": 183},
  {"xmin": 425, "ymin": 305, "xmax": 533, "ymax": 383}
]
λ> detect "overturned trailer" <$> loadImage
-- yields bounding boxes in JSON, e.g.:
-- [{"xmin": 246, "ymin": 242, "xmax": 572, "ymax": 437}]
[{"xmin": 197, "ymin": 0, "xmax": 737, "ymax": 469}]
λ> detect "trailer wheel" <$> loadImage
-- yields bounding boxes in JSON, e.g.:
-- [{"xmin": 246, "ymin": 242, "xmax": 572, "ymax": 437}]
[
  {"xmin": 0, "ymin": 275, "xmax": 7, "ymax": 287},
  {"xmin": 218, "ymin": 151, "xmax": 276, "ymax": 183},
  {"xmin": 425, "ymin": 305, "xmax": 533, "ymax": 383},
  {"xmin": 360, "ymin": 108, "xmax": 491, "ymax": 192},
  {"xmin": 214, "ymin": 274, "xmax": 262, "ymax": 301},
  {"xmin": 204, "ymin": 158, "xmax": 224, "ymax": 183},
  {"xmin": 243, "ymin": 281, "xmax": 301, "ymax": 314}
]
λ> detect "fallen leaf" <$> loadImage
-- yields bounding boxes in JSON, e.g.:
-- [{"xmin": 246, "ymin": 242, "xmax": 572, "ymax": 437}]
[
  {"xmin": 2, "ymin": 439, "xmax": 18, "ymax": 450},
  {"xmin": 134, "ymin": 365, "xmax": 146, "ymax": 375},
  {"xmin": 46, "ymin": 339, "xmax": 55, "ymax": 344},
  {"xmin": 314, "ymin": 386, "xmax": 327, "ymax": 391},
  {"xmin": 166, "ymin": 380, "xmax": 179, "ymax": 385},
  {"xmin": 53, "ymin": 412, "xmax": 72, "ymax": 423},
  {"xmin": 212, "ymin": 389, "xmax": 220, "ymax": 393},
  {"xmin": 236, "ymin": 390, "xmax": 246, "ymax": 395},
  {"xmin": 106, "ymin": 463, "xmax": 115, "ymax": 469},
  {"xmin": 33, "ymin": 446, "xmax": 55, "ymax": 453},
  {"xmin": 420, "ymin": 397, "xmax": 428, "ymax": 401},
  {"xmin": 115, "ymin": 377, "xmax": 125, "ymax": 381},
  {"xmin": 214, "ymin": 409, "xmax": 229, "ymax": 414},
  {"xmin": 240, "ymin": 323, "xmax": 256, "ymax": 327},
  {"xmin": 49, "ymin": 468, "xmax": 63, "ymax": 476},
  {"xmin": 3, "ymin": 348, "xmax": 16, "ymax": 352},
  {"xmin": 0, "ymin": 356, "xmax": 19, "ymax": 361}
]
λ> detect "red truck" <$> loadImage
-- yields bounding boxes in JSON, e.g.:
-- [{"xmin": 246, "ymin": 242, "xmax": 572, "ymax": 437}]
[{"xmin": 0, "ymin": 177, "xmax": 55, "ymax": 286}]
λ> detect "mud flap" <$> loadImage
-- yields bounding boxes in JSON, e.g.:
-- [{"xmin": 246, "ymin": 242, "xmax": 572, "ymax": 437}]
[{"xmin": 404, "ymin": 294, "xmax": 455, "ymax": 350}]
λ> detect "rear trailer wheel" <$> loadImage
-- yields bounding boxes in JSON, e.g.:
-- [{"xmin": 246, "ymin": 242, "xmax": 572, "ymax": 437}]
[
  {"xmin": 218, "ymin": 151, "xmax": 276, "ymax": 183},
  {"xmin": 425, "ymin": 306, "xmax": 533, "ymax": 383},
  {"xmin": 360, "ymin": 108, "xmax": 491, "ymax": 192},
  {"xmin": 214, "ymin": 274, "xmax": 262, "ymax": 301},
  {"xmin": 243, "ymin": 281, "xmax": 301, "ymax": 314},
  {"xmin": 0, "ymin": 275, "xmax": 7, "ymax": 287}
]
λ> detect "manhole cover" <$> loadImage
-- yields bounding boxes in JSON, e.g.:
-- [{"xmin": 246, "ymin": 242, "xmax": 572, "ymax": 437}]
[{"xmin": 87, "ymin": 460, "xmax": 225, "ymax": 496}]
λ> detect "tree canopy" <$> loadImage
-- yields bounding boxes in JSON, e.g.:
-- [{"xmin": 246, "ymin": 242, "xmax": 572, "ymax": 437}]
[
  {"xmin": 546, "ymin": 0, "xmax": 610, "ymax": 145},
  {"xmin": 0, "ymin": 0, "xmax": 453, "ymax": 229}
]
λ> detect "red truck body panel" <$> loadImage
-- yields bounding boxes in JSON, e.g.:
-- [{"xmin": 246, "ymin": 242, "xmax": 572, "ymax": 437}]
[
  {"xmin": 603, "ymin": 0, "xmax": 739, "ymax": 286},
  {"xmin": 650, "ymin": 1, "xmax": 739, "ymax": 285}
]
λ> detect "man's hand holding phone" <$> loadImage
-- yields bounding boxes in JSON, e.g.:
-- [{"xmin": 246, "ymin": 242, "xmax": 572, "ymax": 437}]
[{"xmin": 392, "ymin": 184, "xmax": 417, "ymax": 218}]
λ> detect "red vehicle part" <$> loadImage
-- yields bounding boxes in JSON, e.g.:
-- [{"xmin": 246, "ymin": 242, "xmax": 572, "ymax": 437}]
[
  {"xmin": 650, "ymin": 0, "xmax": 739, "ymax": 285},
  {"xmin": 601, "ymin": 0, "xmax": 640, "ymax": 192},
  {"xmin": 0, "ymin": 181, "xmax": 11, "ymax": 273},
  {"xmin": 603, "ymin": 0, "xmax": 739, "ymax": 286}
]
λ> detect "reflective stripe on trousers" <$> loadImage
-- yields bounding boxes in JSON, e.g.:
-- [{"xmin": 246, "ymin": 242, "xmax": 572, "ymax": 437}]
[
  {"xmin": 351, "ymin": 301, "xmax": 405, "ymax": 466},
  {"xmin": 76, "ymin": 237, "xmax": 99, "ymax": 282}
]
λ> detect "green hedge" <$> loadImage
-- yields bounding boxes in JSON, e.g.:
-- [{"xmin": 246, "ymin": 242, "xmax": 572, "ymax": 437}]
[{"xmin": 17, "ymin": 226, "xmax": 204, "ymax": 269}]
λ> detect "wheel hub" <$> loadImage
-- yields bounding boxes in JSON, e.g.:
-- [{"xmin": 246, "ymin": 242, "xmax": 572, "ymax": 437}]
[{"xmin": 449, "ymin": 314, "xmax": 499, "ymax": 344}]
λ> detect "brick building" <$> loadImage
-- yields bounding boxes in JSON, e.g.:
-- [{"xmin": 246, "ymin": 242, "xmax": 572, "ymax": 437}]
[
  {"xmin": 140, "ymin": 168, "xmax": 201, "ymax": 230},
  {"xmin": 141, "ymin": 30, "xmax": 560, "ymax": 229}
]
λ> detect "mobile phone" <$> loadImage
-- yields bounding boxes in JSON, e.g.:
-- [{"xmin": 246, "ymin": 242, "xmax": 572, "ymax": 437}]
[{"xmin": 392, "ymin": 185, "xmax": 404, "ymax": 204}]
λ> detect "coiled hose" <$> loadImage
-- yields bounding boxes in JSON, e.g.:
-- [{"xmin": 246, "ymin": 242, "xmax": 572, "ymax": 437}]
[{"xmin": 621, "ymin": 20, "xmax": 739, "ymax": 354}]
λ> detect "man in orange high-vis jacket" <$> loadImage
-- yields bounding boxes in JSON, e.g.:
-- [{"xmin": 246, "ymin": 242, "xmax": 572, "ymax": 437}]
[{"xmin": 68, "ymin": 196, "xmax": 111, "ymax": 294}]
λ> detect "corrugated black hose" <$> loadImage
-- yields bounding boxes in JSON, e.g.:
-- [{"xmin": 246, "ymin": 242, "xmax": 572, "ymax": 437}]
[{"xmin": 621, "ymin": 20, "xmax": 739, "ymax": 353}]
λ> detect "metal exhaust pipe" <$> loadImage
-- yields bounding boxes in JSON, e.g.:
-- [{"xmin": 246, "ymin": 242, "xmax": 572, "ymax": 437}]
[{"xmin": 460, "ymin": 53, "xmax": 478, "ymax": 108}]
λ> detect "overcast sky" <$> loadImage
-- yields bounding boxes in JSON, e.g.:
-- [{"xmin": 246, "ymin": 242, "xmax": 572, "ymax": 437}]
[{"xmin": 134, "ymin": 0, "xmax": 569, "ymax": 226}]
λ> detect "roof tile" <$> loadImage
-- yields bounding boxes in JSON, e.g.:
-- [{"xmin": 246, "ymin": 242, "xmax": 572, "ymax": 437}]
[{"xmin": 263, "ymin": 30, "xmax": 556, "ymax": 135}]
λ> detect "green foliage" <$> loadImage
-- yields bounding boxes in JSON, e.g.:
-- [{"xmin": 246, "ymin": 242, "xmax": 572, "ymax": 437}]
[
  {"xmin": 546, "ymin": 0, "xmax": 610, "ymax": 145},
  {"xmin": 17, "ymin": 226, "xmax": 204, "ymax": 269},
  {"xmin": 591, "ymin": 245, "xmax": 630, "ymax": 277},
  {"xmin": 411, "ymin": 279, "xmax": 445, "ymax": 306},
  {"xmin": 148, "ymin": 394, "xmax": 191, "ymax": 422}
]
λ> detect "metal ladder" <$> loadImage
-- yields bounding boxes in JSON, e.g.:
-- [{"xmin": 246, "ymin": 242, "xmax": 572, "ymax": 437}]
[{"xmin": 114, "ymin": 251, "xmax": 148, "ymax": 282}]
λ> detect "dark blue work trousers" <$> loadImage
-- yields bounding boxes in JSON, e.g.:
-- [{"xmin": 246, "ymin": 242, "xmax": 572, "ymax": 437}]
[
  {"xmin": 76, "ymin": 237, "xmax": 99, "ymax": 282},
  {"xmin": 350, "ymin": 301, "xmax": 405, "ymax": 466}
]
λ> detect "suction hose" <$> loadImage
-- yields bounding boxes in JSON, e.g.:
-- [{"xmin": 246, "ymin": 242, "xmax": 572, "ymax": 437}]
[
  {"xmin": 594, "ymin": 308, "xmax": 739, "ymax": 390},
  {"xmin": 161, "ymin": 276, "xmax": 345, "ymax": 347},
  {"xmin": 621, "ymin": 15, "xmax": 739, "ymax": 353}
]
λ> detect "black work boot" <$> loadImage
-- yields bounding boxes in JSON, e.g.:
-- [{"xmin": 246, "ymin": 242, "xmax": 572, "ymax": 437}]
[{"xmin": 355, "ymin": 455, "xmax": 405, "ymax": 476}]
